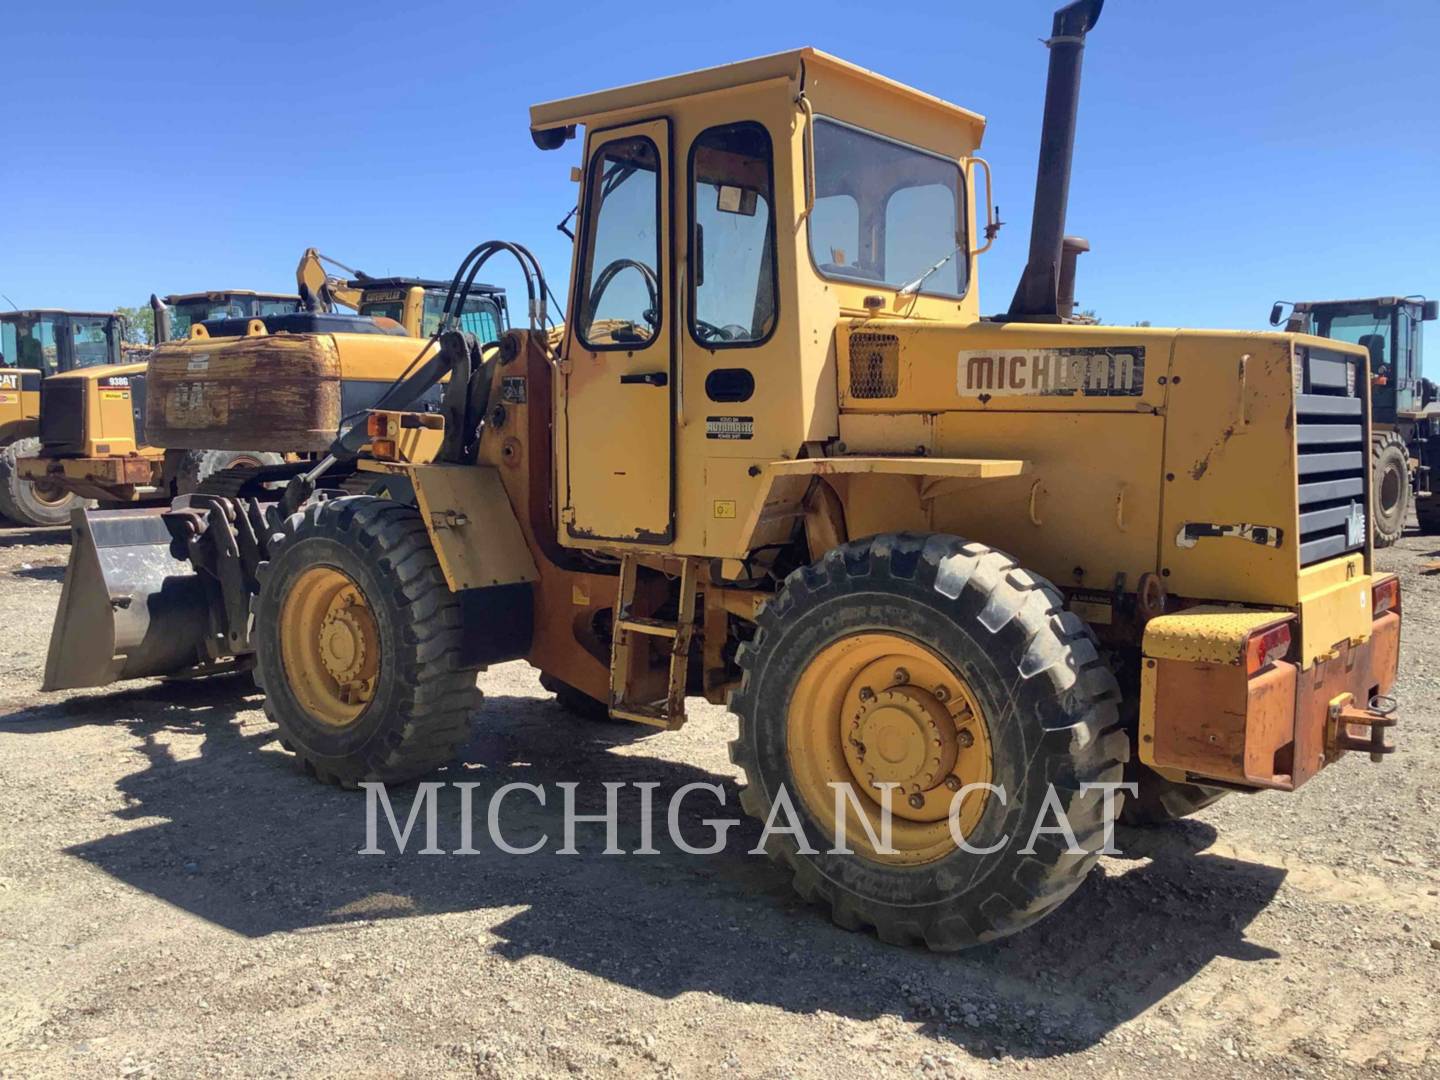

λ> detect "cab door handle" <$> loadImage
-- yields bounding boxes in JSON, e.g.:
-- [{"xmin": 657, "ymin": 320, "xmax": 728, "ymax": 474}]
[{"xmin": 620, "ymin": 371, "xmax": 668, "ymax": 387}]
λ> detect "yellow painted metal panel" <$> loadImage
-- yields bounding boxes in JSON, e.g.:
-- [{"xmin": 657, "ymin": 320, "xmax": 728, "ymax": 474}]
[
  {"xmin": 1142, "ymin": 606, "xmax": 1292, "ymax": 665},
  {"xmin": 408, "ymin": 464, "xmax": 538, "ymax": 591}
]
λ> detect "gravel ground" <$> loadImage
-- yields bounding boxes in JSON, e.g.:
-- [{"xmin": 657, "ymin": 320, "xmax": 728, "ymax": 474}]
[{"xmin": 0, "ymin": 521, "xmax": 1436, "ymax": 1079}]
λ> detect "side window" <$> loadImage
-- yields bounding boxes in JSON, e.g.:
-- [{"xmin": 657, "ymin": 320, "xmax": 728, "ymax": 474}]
[
  {"xmin": 0, "ymin": 322, "xmax": 16, "ymax": 367},
  {"xmin": 577, "ymin": 136, "xmax": 661, "ymax": 349},
  {"xmin": 70, "ymin": 317, "xmax": 113, "ymax": 369},
  {"xmin": 420, "ymin": 293, "xmax": 501, "ymax": 342},
  {"xmin": 810, "ymin": 194, "xmax": 860, "ymax": 275},
  {"xmin": 689, "ymin": 122, "xmax": 777, "ymax": 346}
]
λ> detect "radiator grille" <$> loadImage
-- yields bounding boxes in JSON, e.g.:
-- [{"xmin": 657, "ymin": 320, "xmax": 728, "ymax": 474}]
[
  {"xmin": 1295, "ymin": 347, "xmax": 1367, "ymax": 566},
  {"xmin": 848, "ymin": 332, "xmax": 899, "ymax": 399},
  {"xmin": 38, "ymin": 381, "xmax": 86, "ymax": 451}
]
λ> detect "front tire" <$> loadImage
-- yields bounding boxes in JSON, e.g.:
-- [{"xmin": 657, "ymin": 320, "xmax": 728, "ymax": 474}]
[
  {"xmin": 253, "ymin": 496, "xmax": 481, "ymax": 786},
  {"xmin": 1371, "ymin": 431, "xmax": 1410, "ymax": 547},
  {"xmin": 728, "ymin": 533, "xmax": 1127, "ymax": 950},
  {"xmin": 0, "ymin": 437, "xmax": 92, "ymax": 527}
]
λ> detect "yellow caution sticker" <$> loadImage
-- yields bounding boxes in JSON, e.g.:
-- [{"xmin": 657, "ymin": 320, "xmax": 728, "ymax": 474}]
[
  {"xmin": 571, "ymin": 581, "xmax": 590, "ymax": 606},
  {"xmin": 713, "ymin": 499, "xmax": 737, "ymax": 519}
]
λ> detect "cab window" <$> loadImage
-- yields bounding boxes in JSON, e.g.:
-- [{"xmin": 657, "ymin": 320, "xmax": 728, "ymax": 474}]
[
  {"xmin": 421, "ymin": 292, "xmax": 503, "ymax": 341},
  {"xmin": 576, "ymin": 136, "xmax": 662, "ymax": 349},
  {"xmin": 69, "ymin": 316, "xmax": 114, "ymax": 369},
  {"xmin": 807, "ymin": 118, "xmax": 966, "ymax": 298},
  {"xmin": 689, "ymin": 122, "xmax": 777, "ymax": 346},
  {"xmin": 2, "ymin": 316, "xmax": 60, "ymax": 374}
]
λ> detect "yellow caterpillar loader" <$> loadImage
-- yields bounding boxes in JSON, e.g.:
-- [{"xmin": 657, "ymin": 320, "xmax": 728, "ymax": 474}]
[
  {"xmin": 18, "ymin": 269, "xmax": 506, "ymax": 506},
  {"xmin": 0, "ymin": 309, "xmax": 125, "ymax": 526},
  {"xmin": 44, "ymin": 0, "xmax": 1401, "ymax": 949}
]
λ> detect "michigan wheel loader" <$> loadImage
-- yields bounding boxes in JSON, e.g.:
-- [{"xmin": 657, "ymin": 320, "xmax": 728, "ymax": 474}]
[
  {"xmin": 1270, "ymin": 295, "xmax": 1439, "ymax": 544},
  {"xmin": 44, "ymin": 0, "xmax": 1402, "ymax": 949},
  {"xmin": 0, "ymin": 309, "xmax": 125, "ymax": 526},
  {"xmin": 18, "ymin": 266, "xmax": 506, "ymax": 506}
]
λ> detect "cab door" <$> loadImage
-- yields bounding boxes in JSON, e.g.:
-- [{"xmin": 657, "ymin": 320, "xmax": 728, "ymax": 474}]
[{"xmin": 563, "ymin": 119, "xmax": 674, "ymax": 543}]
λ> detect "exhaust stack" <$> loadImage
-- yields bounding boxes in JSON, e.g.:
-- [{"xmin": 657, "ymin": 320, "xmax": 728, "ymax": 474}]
[{"xmin": 1007, "ymin": 0, "xmax": 1104, "ymax": 321}]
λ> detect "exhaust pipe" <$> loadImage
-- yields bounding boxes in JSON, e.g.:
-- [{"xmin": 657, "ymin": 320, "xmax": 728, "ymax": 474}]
[
  {"xmin": 1056, "ymin": 235, "xmax": 1090, "ymax": 319},
  {"xmin": 150, "ymin": 294, "xmax": 172, "ymax": 344},
  {"xmin": 1007, "ymin": 0, "xmax": 1104, "ymax": 321}
]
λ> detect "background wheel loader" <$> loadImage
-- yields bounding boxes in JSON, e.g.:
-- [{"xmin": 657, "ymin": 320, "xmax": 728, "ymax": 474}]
[
  {"xmin": 1271, "ymin": 295, "xmax": 1438, "ymax": 545},
  {"xmin": 0, "ymin": 309, "xmax": 125, "ymax": 526},
  {"xmin": 43, "ymin": 0, "xmax": 1402, "ymax": 950},
  {"xmin": 18, "ymin": 262, "xmax": 507, "ymax": 507}
]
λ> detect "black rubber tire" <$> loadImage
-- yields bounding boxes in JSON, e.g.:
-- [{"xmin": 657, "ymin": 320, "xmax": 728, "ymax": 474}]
[
  {"xmin": 253, "ymin": 496, "xmax": 481, "ymax": 786},
  {"xmin": 0, "ymin": 437, "xmax": 92, "ymax": 527},
  {"xmin": 174, "ymin": 448, "xmax": 285, "ymax": 496},
  {"xmin": 728, "ymin": 533, "xmax": 1128, "ymax": 950},
  {"xmin": 538, "ymin": 672, "xmax": 611, "ymax": 721},
  {"xmin": 1118, "ymin": 760, "xmax": 1227, "ymax": 826},
  {"xmin": 1371, "ymin": 431, "xmax": 1410, "ymax": 548},
  {"xmin": 1416, "ymin": 493, "xmax": 1440, "ymax": 535}
]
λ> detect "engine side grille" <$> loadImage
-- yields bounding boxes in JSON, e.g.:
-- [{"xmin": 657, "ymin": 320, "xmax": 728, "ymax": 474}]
[
  {"xmin": 38, "ymin": 381, "xmax": 86, "ymax": 452},
  {"xmin": 1295, "ymin": 347, "xmax": 1367, "ymax": 566},
  {"xmin": 848, "ymin": 332, "xmax": 899, "ymax": 399}
]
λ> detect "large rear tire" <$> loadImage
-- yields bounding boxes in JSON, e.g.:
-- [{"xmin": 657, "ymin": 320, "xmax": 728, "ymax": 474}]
[
  {"xmin": 1371, "ymin": 431, "xmax": 1410, "ymax": 548},
  {"xmin": 175, "ymin": 448, "xmax": 285, "ymax": 496},
  {"xmin": 1416, "ymin": 493, "xmax": 1440, "ymax": 535},
  {"xmin": 728, "ymin": 533, "xmax": 1128, "ymax": 950},
  {"xmin": 1118, "ymin": 760, "xmax": 1227, "ymax": 826},
  {"xmin": 0, "ymin": 437, "xmax": 92, "ymax": 527},
  {"xmin": 253, "ymin": 496, "xmax": 481, "ymax": 786}
]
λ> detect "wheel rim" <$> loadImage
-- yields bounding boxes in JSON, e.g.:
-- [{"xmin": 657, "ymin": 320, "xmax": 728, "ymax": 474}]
[
  {"xmin": 279, "ymin": 565, "xmax": 380, "ymax": 728},
  {"xmin": 27, "ymin": 479, "xmax": 72, "ymax": 507},
  {"xmin": 786, "ymin": 632, "xmax": 994, "ymax": 866},
  {"xmin": 1379, "ymin": 461, "xmax": 1403, "ymax": 515}
]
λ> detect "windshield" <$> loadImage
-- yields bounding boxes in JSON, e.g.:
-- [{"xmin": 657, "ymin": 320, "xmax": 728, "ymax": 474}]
[
  {"xmin": 167, "ymin": 295, "xmax": 297, "ymax": 339},
  {"xmin": 0, "ymin": 315, "xmax": 60, "ymax": 374},
  {"xmin": 422, "ymin": 292, "xmax": 503, "ymax": 341},
  {"xmin": 807, "ymin": 118, "xmax": 966, "ymax": 298},
  {"xmin": 1316, "ymin": 311, "xmax": 1392, "ymax": 373}
]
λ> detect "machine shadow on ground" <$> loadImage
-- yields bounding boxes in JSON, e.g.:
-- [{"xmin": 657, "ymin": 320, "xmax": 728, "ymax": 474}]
[{"xmin": 2, "ymin": 681, "xmax": 1284, "ymax": 1059}]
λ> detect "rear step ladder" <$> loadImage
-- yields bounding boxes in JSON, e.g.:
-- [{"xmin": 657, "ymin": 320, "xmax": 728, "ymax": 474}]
[{"xmin": 609, "ymin": 554, "xmax": 699, "ymax": 729}]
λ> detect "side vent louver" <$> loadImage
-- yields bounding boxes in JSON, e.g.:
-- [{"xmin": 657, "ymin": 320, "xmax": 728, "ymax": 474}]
[
  {"xmin": 848, "ymin": 332, "xmax": 899, "ymax": 399},
  {"xmin": 1294, "ymin": 347, "xmax": 1368, "ymax": 566}
]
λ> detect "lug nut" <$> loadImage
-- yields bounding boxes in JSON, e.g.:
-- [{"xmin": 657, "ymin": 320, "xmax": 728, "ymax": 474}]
[
  {"xmin": 858, "ymin": 686, "xmax": 875, "ymax": 702},
  {"xmin": 893, "ymin": 667, "xmax": 910, "ymax": 685},
  {"xmin": 933, "ymin": 685, "xmax": 950, "ymax": 702},
  {"xmin": 907, "ymin": 793, "xmax": 925, "ymax": 809},
  {"xmin": 944, "ymin": 776, "xmax": 962, "ymax": 792},
  {"xmin": 957, "ymin": 729, "xmax": 975, "ymax": 749}
]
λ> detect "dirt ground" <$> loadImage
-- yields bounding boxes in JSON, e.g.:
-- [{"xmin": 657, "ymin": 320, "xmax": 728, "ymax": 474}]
[{"xmin": 0, "ymin": 522, "xmax": 1436, "ymax": 1080}]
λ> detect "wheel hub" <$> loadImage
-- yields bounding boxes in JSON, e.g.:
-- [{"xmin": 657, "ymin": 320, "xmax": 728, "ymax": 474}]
[
  {"xmin": 319, "ymin": 600, "xmax": 369, "ymax": 686},
  {"xmin": 853, "ymin": 687, "xmax": 958, "ymax": 793}
]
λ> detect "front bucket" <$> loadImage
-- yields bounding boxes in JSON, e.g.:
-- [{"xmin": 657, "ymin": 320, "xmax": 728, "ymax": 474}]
[{"xmin": 43, "ymin": 507, "xmax": 214, "ymax": 691}]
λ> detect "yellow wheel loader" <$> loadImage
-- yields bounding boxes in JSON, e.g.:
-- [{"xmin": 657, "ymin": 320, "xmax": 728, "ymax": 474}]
[
  {"xmin": 0, "ymin": 309, "xmax": 125, "ymax": 526},
  {"xmin": 18, "ymin": 268, "xmax": 506, "ymax": 506},
  {"xmin": 44, "ymin": 0, "xmax": 1401, "ymax": 949}
]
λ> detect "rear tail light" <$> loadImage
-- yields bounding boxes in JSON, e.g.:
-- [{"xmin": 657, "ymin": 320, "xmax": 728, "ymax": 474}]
[
  {"xmin": 1373, "ymin": 576, "xmax": 1400, "ymax": 617},
  {"xmin": 1245, "ymin": 621, "xmax": 1293, "ymax": 675}
]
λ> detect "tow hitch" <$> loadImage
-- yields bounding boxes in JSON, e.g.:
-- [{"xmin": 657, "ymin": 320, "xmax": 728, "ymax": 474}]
[{"xmin": 1329, "ymin": 694, "xmax": 1398, "ymax": 763}]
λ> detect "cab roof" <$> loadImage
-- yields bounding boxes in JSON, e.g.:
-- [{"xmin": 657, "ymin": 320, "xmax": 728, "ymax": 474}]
[
  {"xmin": 164, "ymin": 291, "xmax": 299, "ymax": 303},
  {"xmin": 529, "ymin": 48, "xmax": 985, "ymax": 145},
  {"xmin": 351, "ymin": 276, "xmax": 505, "ymax": 297},
  {"xmin": 0, "ymin": 309, "xmax": 119, "ymax": 320}
]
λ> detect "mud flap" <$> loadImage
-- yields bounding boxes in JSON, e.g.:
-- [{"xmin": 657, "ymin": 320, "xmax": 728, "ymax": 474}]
[{"xmin": 43, "ymin": 508, "xmax": 214, "ymax": 690}]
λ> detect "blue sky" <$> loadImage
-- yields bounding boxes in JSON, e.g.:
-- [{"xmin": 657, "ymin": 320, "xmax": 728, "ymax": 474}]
[{"xmin": 3, "ymin": 0, "xmax": 1435, "ymax": 330}]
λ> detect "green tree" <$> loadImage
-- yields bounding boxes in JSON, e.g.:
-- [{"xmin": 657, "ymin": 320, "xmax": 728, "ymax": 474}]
[{"xmin": 114, "ymin": 305, "xmax": 155, "ymax": 345}]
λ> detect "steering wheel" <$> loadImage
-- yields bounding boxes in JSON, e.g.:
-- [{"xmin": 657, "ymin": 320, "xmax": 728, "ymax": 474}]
[
  {"xmin": 587, "ymin": 259, "xmax": 660, "ymax": 330},
  {"xmin": 694, "ymin": 320, "xmax": 751, "ymax": 344}
]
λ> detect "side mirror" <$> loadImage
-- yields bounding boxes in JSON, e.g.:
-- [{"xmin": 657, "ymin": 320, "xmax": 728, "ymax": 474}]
[
  {"xmin": 1423, "ymin": 299, "xmax": 1438, "ymax": 322},
  {"xmin": 1269, "ymin": 302, "xmax": 1289, "ymax": 327}
]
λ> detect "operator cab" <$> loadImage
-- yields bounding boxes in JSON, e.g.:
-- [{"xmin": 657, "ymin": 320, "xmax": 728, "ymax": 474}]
[
  {"xmin": 529, "ymin": 48, "xmax": 989, "ymax": 547},
  {"xmin": 154, "ymin": 291, "xmax": 300, "ymax": 344},
  {"xmin": 0, "ymin": 310, "xmax": 124, "ymax": 376},
  {"xmin": 354, "ymin": 278, "xmax": 508, "ymax": 342}
]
